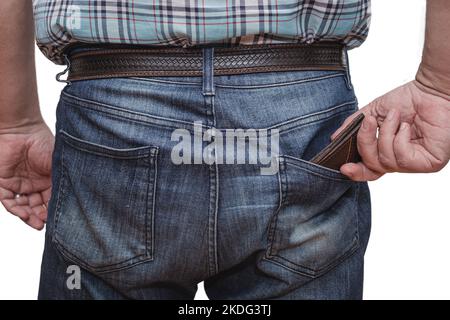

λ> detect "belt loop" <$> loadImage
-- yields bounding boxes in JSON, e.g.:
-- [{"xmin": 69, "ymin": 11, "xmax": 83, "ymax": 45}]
[
  {"xmin": 342, "ymin": 48, "xmax": 353, "ymax": 90},
  {"xmin": 202, "ymin": 47, "xmax": 215, "ymax": 96},
  {"xmin": 56, "ymin": 54, "xmax": 72, "ymax": 85}
]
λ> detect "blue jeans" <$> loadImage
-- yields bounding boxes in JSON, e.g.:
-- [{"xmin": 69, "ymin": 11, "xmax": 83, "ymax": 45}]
[{"xmin": 38, "ymin": 48, "xmax": 371, "ymax": 300}]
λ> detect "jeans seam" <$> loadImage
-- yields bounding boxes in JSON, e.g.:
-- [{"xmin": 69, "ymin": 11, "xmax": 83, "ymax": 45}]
[
  {"xmin": 61, "ymin": 96, "xmax": 209, "ymax": 135},
  {"xmin": 149, "ymin": 148, "xmax": 159, "ymax": 258},
  {"xmin": 214, "ymin": 162, "xmax": 219, "ymax": 275},
  {"xmin": 129, "ymin": 77, "xmax": 202, "ymax": 86},
  {"xmin": 214, "ymin": 73, "xmax": 344, "ymax": 89},
  {"xmin": 354, "ymin": 183, "xmax": 362, "ymax": 246},
  {"xmin": 61, "ymin": 92, "xmax": 208, "ymax": 130},
  {"xmin": 266, "ymin": 157, "xmax": 287, "ymax": 258},
  {"xmin": 51, "ymin": 142, "xmax": 67, "ymax": 242},
  {"xmin": 59, "ymin": 130, "xmax": 155, "ymax": 159},
  {"xmin": 207, "ymin": 163, "xmax": 219, "ymax": 276},
  {"xmin": 61, "ymin": 91, "xmax": 355, "ymax": 134},
  {"xmin": 202, "ymin": 47, "xmax": 219, "ymax": 276},
  {"xmin": 212, "ymin": 98, "xmax": 219, "ymax": 275},
  {"xmin": 268, "ymin": 101, "xmax": 357, "ymax": 132}
]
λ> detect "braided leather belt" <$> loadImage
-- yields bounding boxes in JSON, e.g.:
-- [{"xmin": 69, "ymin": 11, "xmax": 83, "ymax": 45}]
[{"xmin": 66, "ymin": 43, "xmax": 346, "ymax": 81}]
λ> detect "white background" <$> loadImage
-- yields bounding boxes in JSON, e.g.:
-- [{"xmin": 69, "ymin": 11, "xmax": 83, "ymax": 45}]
[{"xmin": 1, "ymin": 0, "xmax": 449, "ymax": 300}]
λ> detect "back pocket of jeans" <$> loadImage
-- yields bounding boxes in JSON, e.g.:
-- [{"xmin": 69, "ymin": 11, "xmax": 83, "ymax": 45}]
[
  {"xmin": 266, "ymin": 155, "xmax": 360, "ymax": 278},
  {"xmin": 52, "ymin": 130, "xmax": 159, "ymax": 273}
]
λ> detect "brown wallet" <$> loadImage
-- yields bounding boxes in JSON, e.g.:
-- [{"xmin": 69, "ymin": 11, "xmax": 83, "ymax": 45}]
[{"xmin": 310, "ymin": 113, "xmax": 365, "ymax": 171}]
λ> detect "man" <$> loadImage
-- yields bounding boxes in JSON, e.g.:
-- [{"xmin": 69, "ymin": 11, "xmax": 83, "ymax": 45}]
[{"xmin": 0, "ymin": 0, "xmax": 448, "ymax": 299}]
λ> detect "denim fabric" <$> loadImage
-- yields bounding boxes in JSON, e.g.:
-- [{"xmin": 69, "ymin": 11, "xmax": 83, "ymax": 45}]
[{"xmin": 38, "ymin": 48, "xmax": 371, "ymax": 300}]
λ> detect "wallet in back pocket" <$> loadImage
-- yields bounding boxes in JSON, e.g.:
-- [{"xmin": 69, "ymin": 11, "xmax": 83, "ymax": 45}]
[{"xmin": 310, "ymin": 113, "xmax": 365, "ymax": 171}]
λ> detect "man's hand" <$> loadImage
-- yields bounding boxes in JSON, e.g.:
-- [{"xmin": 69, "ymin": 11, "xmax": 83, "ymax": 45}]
[
  {"xmin": 0, "ymin": 1, "xmax": 52, "ymax": 230},
  {"xmin": 335, "ymin": 0, "xmax": 450, "ymax": 182},
  {"xmin": 332, "ymin": 81, "xmax": 450, "ymax": 181},
  {"xmin": 0, "ymin": 123, "xmax": 54, "ymax": 230}
]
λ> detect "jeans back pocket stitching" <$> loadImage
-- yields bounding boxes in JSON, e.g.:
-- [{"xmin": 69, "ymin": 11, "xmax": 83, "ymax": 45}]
[
  {"xmin": 265, "ymin": 156, "xmax": 361, "ymax": 278},
  {"xmin": 52, "ymin": 133, "xmax": 159, "ymax": 273},
  {"xmin": 266, "ymin": 243, "xmax": 360, "ymax": 278},
  {"xmin": 53, "ymin": 239, "xmax": 150, "ymax": 273},
  {"xmin": 282, "ymin": 156, "xmax": 349, "ymax": 181}
]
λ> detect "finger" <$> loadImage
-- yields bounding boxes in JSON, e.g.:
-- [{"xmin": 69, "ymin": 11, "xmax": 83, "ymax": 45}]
[
  {"xmin": 393, "ymin": 122, "xmax": 412, "ymax": 169},
  {"xmin": 42, "ymin": 187, "xmax": 52, "ymax": 205},
  {"xmin": 28, "ymin": 192, "xmax": 44, "ymax": 207},
  {"xmin": 1, "ymin": 187, "xmax": 50, "ymax": 222},
  {"xmin": 1, "ymin": 191, "xmax": 45, "ymax": 221},
  {"xmin": 0, "ymin": 187, "xmax": 14, "ymax": 200},
  {"xmin": 341, "ymin": 162, "xmax": 384, "ymax": 181},
  {"xmin": 2, "ymin": 198, "xmax": 16, "ymax": 210},
  {"xmin": 14, "ymin": 194, "xmax": 30, "ymax": 206},
  {"xmin": 39, "ymin": 188, "xmax": 52, "ymax": 221},
  {"xmin": 357, "ymin": 115, "xmax": 385, "ymax": 173},
  {"xmin": 31, "ymin": 202, "xmax": 48, "ymax": 222},
  {"xmin": 8, "ymin": 201, "xmax": 46, "ymax": 227},
  {"xmin": 393, "ymin": 122, "xmax": 427, "ymax": 172},
  {"xmin": 377, "ymin": 109, "xmax": 401, "ymax": 171},
  {"xmin": 22, "ymin": 214, "xmax": 45, "ymax": 231},
  {"xmin": 39, "ymin": 209, "xmax": 48, "ymax": 222},
  {"xmin": 7, "ymin": 204, "xmax": 32, "ymax": 220},
  {"xmin": 28, "ymin": 192, "xmax": 48, "ymax": 219},
  {"xmin": 0, "ymin": 187, "xmax": 15, "ymax": 213}
]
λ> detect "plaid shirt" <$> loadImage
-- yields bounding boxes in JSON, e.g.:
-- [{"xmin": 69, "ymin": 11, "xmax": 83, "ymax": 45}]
[{"xmin": 33, "ymin": 0, "xmax": 371, "ymax": 64}]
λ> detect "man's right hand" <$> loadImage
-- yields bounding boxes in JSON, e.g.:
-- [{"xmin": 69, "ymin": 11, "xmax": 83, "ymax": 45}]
[
  {"xmin": 0, "ymin": 122, "xmax": 54, "ymax": 230},
  {"xmin": 331, "ymin": 81, "xmax": 450, "ymax": 181}
]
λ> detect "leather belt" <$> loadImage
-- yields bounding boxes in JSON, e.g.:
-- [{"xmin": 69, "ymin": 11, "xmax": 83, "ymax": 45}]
[{"xmin": 66, "ymin": 43, "xmax": 346, "ymax": 81}]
